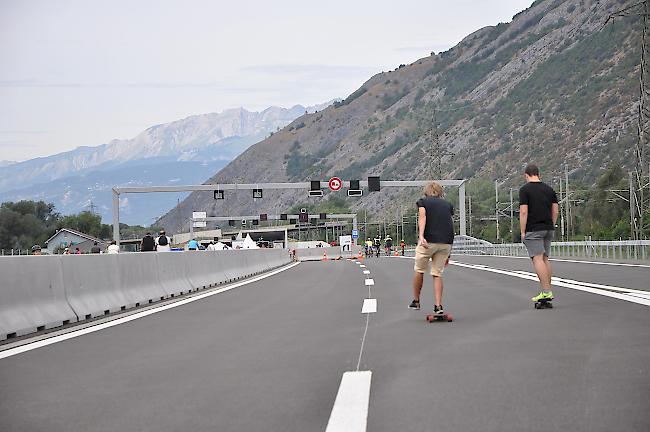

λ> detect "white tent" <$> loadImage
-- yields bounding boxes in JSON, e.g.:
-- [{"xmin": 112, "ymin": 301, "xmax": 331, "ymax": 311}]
[{"xmin": 241, "ymin": 234, "xmax": 259, "ymax": 250}]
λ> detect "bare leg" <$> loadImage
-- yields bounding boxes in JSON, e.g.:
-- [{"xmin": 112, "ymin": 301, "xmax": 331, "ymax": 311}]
[
  {"xmin": 543, "ymin": 255, "xmax": 552, "ymax": 288},
  {"xmin": 532, "ymin": 255, "xmax": 551, "ymax": 291},
  {"xmin": 412, "ymin": 272, "xmax": 424, "ymax": 301},
  {"xmin": 433, "ymin": 275, "xmax": 444, "ymax": 305}
]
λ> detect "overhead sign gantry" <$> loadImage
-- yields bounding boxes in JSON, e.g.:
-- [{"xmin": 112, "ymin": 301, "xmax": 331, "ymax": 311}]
[{"xmin": 112, "ymin": 178, "xmax": 467, "ymax": 245}]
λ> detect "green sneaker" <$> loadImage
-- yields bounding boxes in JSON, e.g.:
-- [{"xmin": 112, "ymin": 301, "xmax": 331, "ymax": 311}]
[{"xmin": 531, "ymin": 291, "xmax": 553, "ymax": 302}]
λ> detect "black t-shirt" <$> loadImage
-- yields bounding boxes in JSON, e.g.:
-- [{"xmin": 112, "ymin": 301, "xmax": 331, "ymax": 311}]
[
  {"xmin": 519, "ymin": 181, "xmax": 558, "ymax": 232},
  {"xmin": 416, "ymin": 196, "xmax": 455, "ymax": 244},
  {"xmin": 141, "ymin": 235, "xmax": 156, "ymax": 251},
  {"xmin": 90, "ymin": 245, "xmax": 101, "ymax": 254}
]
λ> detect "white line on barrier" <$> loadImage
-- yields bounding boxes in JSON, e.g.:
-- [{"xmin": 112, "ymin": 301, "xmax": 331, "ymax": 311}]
[
  {"xmin": 364, "ymin": 279, "xmax": 374, "ymax": 286},
  {"xmin": 361, "ymin": 299, "xmax": 377, "ymax": 314},
  {"xmin": 325, "ymin": 371, "xmax": 372, "ymax": 432},
  {"xmin": 0, "ymin": 262, "xmax": 301, "ymax": 360},
  {"xmin": 450, "ymin": 261, "xmax": 650, "ymax": 307}
]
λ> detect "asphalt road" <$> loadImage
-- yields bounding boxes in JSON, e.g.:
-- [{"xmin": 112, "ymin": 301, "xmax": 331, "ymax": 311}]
[{"xmin": 1, "ymin": 256, "xmax": 649, "ymax": 432}]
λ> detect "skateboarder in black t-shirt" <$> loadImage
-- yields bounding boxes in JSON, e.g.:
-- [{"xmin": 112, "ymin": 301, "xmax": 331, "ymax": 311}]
[{"xmin": 519, "ymin": 164, "xmax": 559, "ymax": 305}]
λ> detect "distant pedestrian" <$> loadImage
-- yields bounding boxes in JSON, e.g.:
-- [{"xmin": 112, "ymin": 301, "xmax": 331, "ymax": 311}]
[
  {"xmin": 141, "ymin": 232, "xmax": 156, "ymax": 252},
  {"xmin": 409, "ymin": 182, "xmax": 454, "ymax": 316},
  {"xmin": 519, "ymin": 164, "xmax": 559, "ymax": 304},
  {"xmin": 385, "ymin": 236, "xmax": 393, "ymax": 256},
  {"xmin": 90, "ymin": 241, "xmax": 101, "ymax": 254},
  {"xmin": 187, "ymin": 238, "xmax": 199, "ymax": 251},
  {"xmin": 107, "ymin": 240, "xmax": 119, "ymax": 254},
  {"xmin": 400, "ymin": 239, "xmax": 406, "ymax": 256},
  {"xmin": 31, "ymin": 244, "xmax": 42, "ymax": 255},
  {"xmin": 155, "ymin": 230, "xmax": 171, "ymax": 252},
  {"xmin": 63, "ymin": 247, "xmax": 70, "ymax": 255},
  {"xmin": 75, "ymin": 247, "xmax": 81, "ymax": 254}
]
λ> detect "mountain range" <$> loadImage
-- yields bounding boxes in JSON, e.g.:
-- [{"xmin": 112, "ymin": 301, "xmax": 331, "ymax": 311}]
[
  {"xmin": 158, "ymin": 0, "xmax": 641, "ymax": 233},
  {"xmin": 0, "ymin": 102, "xmax": 333, "ymax": 225}
]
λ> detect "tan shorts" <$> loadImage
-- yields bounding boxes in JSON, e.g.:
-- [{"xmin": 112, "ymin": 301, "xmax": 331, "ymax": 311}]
[{"xmin": 414, "ymin": 243, "xmax": 452, "ymax": 276}]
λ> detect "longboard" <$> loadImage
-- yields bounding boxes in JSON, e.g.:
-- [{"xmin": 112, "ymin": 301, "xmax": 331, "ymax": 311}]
[
  {"xmin": 533, "ymin": 298, "xmax": 553, "ymax": 309},
  {"xmin": 426, "ymin": 312, "xmax": 453, "ymax": 323}
]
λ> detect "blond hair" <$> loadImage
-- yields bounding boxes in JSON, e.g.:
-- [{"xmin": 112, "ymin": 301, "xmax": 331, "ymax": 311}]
[{"xmin": 423, "ymin": 182, "xmax": 444, "ymax": 197}]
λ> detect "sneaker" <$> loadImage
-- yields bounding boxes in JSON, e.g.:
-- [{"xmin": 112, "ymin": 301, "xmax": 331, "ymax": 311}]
[
  {"xmin": 408, "ymin": 299, "xmax": 421, "ymax": 310},
  {"xmin": 531, "ymin": 291, "xmax": 554, "ymax": 302},
  {"xmin": 433, "ymin": 304, "xmax": 445, "ymax": 315}
]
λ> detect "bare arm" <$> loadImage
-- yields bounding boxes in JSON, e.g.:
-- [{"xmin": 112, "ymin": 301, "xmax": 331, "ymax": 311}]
[
  {"xmin": 519, "ymin": 204, "xmax": 528, "ymax": 240},
  {"xmin": 551, "ymin": 203, "xmax": 559, "ymax": 225},
  {"xmin": 418, "ymin": 207, "xmax": 428, "ymax": 246}
]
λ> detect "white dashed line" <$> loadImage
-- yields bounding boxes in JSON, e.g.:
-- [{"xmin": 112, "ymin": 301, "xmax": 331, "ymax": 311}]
[
  {"xmin": 325, "ymin": 371, "xmax": 372, "ymax": 432},
  {"xmin": 364, "ymin": 279, "xmax": 374, "ymax": 286},
  {"xmin": 361, "ymin": 299, "xmax": 377, "ymax": 314}
]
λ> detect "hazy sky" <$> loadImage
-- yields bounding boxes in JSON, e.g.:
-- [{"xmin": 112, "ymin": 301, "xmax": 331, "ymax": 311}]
[{"xmin": 1, "ymin": 0, "xmax": 533, "ymax": 162}]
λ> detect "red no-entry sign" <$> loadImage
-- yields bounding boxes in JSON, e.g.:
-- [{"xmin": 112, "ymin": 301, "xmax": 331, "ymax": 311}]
[{"xmin": 328, "ymin": 177, "xmax": 342, "ymax": 191}]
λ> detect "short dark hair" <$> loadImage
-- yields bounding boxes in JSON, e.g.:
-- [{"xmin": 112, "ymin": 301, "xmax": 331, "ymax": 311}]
[{"xmin": 524, "ymin": 164, "xmax": 539, "ymax": 176}]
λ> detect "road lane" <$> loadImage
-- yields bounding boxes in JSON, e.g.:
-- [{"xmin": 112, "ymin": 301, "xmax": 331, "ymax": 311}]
[
  {"xmin": 0, "ymin": 261, "xmax": 368, "ymax": 432},
  {"xmin": 361, "ymin": 256, "xmax": 650, "ymax": 432}
]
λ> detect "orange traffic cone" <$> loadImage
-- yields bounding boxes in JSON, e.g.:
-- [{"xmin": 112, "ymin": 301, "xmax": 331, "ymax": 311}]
[
  {"xmin": 394, "ymin": 250, "xmax": 399, "ymax": 256},
  {"xmin": 322, "ymin": 251, "xmax": 329, "ymax": 262},
  {"xmin": 358, "ymin": 250, "xmax": 364, "ymax": 261}
]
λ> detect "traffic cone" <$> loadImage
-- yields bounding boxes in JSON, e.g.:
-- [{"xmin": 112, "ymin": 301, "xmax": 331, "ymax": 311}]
[
  {"xmin": 358, "ymin": 250, "xmax": 364, "ymax": 261},
  {"xmin": 394, "ymin": 250, "xmax": 399, "ymax": 256},
  {"xmin": 322, "ymin": 251, "xmax": 329, "ymax": 262}
]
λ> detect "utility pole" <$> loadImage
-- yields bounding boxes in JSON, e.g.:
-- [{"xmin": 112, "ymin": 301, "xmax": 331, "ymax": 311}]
[
  {"xmin": 564, "ymin": 165, "xmax": 575, "ymax": 237},
  {"xmin": 630, "ymin": 172, "xmax": 637, "ymax": 239},
  {"xmin": 606, "ymin": 1, "xmax": 650, "ymax": 239},
  {"xmin": 468, "ymin": 195, "xmax": 473, "ymax": 237},
  {"xmin": 559, "ymin": 177, "xmax": 565, "ymax": 240},
  {"xmin": 495, "ymin": 180, "xmax": 500, "ymax": 241},
  {"xmin": 509, "ymin": 188, "xmax": 514, "ymax": 242}
]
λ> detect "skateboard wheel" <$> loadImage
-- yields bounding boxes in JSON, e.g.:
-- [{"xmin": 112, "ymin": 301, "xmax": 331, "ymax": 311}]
[
  {"xmin": 534, "ymin": 303, "xmax": 540, "ymax": 309},
  {"xmin": 447, "ymin": 314, "xmax": 453, "ymax": 322}
]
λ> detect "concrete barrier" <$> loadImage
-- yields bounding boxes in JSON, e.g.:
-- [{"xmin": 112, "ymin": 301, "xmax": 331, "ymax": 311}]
[
  {"xmin": 294, "ymin": 246, "xmax": 361, "ymax": 261},
  {"xmin": 61, "ymin": 254, "xmax": 131, "ymax": 320},
  {"xmin": 155, "ymin": 251, "xmax": 194, "ymax": 297},
  {"xmin": 0, "ymin": 248, "xmax": 292, "ymax": 340},
  {"xmin": 0, "ymin": 256, "xmax": 77, "ymax": 340},
  {"xmin": 117, "ymin": 253, "xmax": 168, "ymax": 305}
]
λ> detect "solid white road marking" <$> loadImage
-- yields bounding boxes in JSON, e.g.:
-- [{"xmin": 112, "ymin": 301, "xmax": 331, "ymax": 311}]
[
  {"xmin": 326, "ymin": 371, "xmax": 372, "ymax": 432},
  {"xmin": 453, "ymin": 254, "xmax": 650, "ymax": 268},
  {"xmin": 361, "ymin": 299, "xmax": 377, "ymax": 314},
  {"xmin": 364, "ymin": 279, "xmax": 374, "ymax": 286},
  {"xmin": 0, "ymin": 262, "xmax": 302, "ymax": 360},
  {"xmin": 450, "ymin": 261, "xmax": 650, "ymax": 307},
  {"xmin": 363, "ymin": 270, "xmax": 370, "ymax": 275}
]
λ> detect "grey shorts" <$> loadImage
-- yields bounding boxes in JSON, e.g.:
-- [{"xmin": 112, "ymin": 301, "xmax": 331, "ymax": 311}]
[{"xmin": 523, "ymin": 230, "xmax": 554, "ymax": 258}]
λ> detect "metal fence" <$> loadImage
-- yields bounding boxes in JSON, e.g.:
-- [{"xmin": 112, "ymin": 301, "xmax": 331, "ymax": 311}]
[
  {"xmin": 1, "ymin": 249, "xmax": 32, "ymax": 256},
  {"xmin": 451, "ymin": 236, "xmax": 650, "ymax": 261}
]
